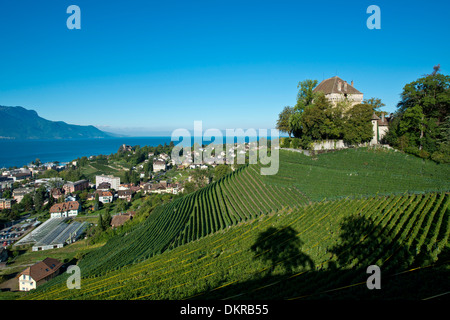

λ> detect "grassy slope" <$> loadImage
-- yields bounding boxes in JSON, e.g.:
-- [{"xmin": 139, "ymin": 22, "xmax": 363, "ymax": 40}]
[
  {"xmin": 259, "ymin": 148, "xmax": 450, "ymax": 200},
  {"xmin": 80, "ymin": 162, "xmax": 127, "ymax": 182}
]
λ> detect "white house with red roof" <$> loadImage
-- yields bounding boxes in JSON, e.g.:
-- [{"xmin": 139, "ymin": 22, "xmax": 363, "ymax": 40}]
[{"xmin": 18, "ymin": 257, "xmax": 63, "ymax": 291}]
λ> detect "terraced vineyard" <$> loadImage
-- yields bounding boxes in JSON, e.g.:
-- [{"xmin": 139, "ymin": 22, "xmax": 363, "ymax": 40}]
[
  {"xmin": 23, "ymin": 192, "xmax": 449, "ymax": 300},
  {"xmin": 14, "ymin": 148, "xmax": 450, "ymax": 300},
  {"xmin": 75, "ymin": 165, "xmax": 309, "ymax": 276},
  {"xmin": 258, "ymin": 148, "xmax": 450, "ymax": 201}
]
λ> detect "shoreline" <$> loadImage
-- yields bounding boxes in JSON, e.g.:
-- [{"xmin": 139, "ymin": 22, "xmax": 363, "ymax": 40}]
[{"xmin": 0, "ymin": 135, "xmax": 273, "ymax": 169}]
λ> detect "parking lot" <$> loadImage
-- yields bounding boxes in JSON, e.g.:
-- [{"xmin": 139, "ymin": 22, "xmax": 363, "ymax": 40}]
[{"xmin": 0, "ymin": 221, "xmax": 34, "ymax": 247}]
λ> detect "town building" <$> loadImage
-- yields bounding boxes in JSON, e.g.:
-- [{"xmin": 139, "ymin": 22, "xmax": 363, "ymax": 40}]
[
  {"xmin": 158, "ymin": 153, "xmax": 170, "ymax": 160},
  {"xmin": 117, "ymin": 189, "xmax": 133, "ymax": 202},
  {"xmin": 9, "ymin": 172, "xmax": 31, "ymax": 182},
  {"xmin": 0, "ymin": 198, "xmax": 16, "ymax": 210},
  {"xmin": 65, "ymin": 195, "xmax": 77, "ymax": 202},
  {"xmin": 96, "ymin": 191, "xmax": 114, "ymax": 204},
  {"xmin": 153, "ymin": 160, "xmax": 167, "ymax": 172},
  {"xmin": 97, "ymin": 182, "xmax": 111, "ymax": 191},
  {"xmin": 95, "ymin": 175, "xmax": 120, "ymax": 190},
  {"xmin": 110, "ymin": 212, "xmax": 135, "ymax": 228},
  {"xmin": 33, "ymin": 177, "xmax": 64, "ymax": 189},
  {"xmin": 0, "ymin": 177, "xmax": 13, "ymax": 191},
  {"xmin": 62, "ymin": 179, "xmax": 89, "ymax": 194},
  {"xmin": 50, "ymin": 188, "xmax": 64, "ymax": 200},
  {"xmin": 142, "ymin": 182, "xmax": 183, "ymax": 195},
  {"xmin": 49, "ymin": 201, "xmax": 81, "ymax": 218},
  {"xmin": 118, "ymin": 183, "xmax": 134, "ymax": 190},
  {"xmin": 18, "ymin": 258, "xmax": 63, "ymax": 291},
  {"xmin": 12, "ymin": 187, "xmax": 34, "ymax": 203}
]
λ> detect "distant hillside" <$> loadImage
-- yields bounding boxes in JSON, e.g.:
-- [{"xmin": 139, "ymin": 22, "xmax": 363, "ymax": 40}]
[{"xmin": 0, "ymin": 106, "xmax": 111, "ymax": 139}]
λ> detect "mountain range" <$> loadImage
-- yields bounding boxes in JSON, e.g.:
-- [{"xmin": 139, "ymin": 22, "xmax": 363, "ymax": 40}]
[{"xmin": 0, "ymin": 106, "xmax": 112, "ymax": 139}]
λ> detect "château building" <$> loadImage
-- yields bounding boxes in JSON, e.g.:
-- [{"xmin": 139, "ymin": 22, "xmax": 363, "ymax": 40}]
[
  {"xmin": 313, "ymin": 76, "xmax": 363, "ymax": 108},
  {"xmin": 314, "ymin": 76, "xmax": 389, "ymax": 145}
]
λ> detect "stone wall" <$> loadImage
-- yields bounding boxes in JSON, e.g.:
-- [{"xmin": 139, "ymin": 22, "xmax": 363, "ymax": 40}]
[{"xmin": 311, "ymin": 140, "xmax": 346, "ymax": 151}]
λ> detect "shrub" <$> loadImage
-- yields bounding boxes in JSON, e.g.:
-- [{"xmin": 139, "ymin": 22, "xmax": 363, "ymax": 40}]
[
  {"xmin": 405, "ymin": 146, "xmax": 420, "ymax": 157},
  {"xmin": 281, "ymin": 138, "xmax": 291, "ymax": 148},
  {"xmin": 291, "ymin": 138, "xmax": 301, "ymax": 149},
  {"xmin": 431, "ymin": 151, "xmax": 450, "ymax": 163},
  {"xmin": 418, "ymin": 149, "xmax": 430, "ymax": 159},
  {"xmin": 299, "ymin": 136, "xmax": 313, "ymax": 150}
]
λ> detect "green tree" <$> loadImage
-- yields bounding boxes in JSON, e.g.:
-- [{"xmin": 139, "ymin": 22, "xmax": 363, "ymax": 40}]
[
  {"xmin": 33, "ymin": 187, "xmax": 46, "ymax": 212},
  {"xmin": 276, "ymin": 106, "xmax": 294, "ymax": 138},
  {"xmin": 94, "ymin": 193, "xmax": 100, "ymax": 211},
  {"xmin": 363, "ymin": 97, "xmax": 386, "ymax": 116},
  {"xmin": 214, "ymin": 164, "xmax": 231, "ymax": 181},
  {"xmin": 97, "ymin": 213, "xmax": 104, "ymax": 231},
  {"xmin": 342, "ymin": 104, "xmax": 374, "ymax": 145},
  {"xmin": 183, "ymin": 182, "xmax": 197, "ymax": 194},
  {"xmin": 295, "ymin": 79, "xmax": 318, "ymax": 111},
  {"xmin": 127, "ymin": 169, "xmax": 139, "ymax": 185},
  {"xmin": 21, "ymin": 193, "xmax": 34, "ymax": 212},
  {"xmin": 79, "ymin": 156, "xmax": 89, "ymax": 166},
  {"xmin": 45, "ymin": 194, "xmax": 55, "ymax": 211},
  {"xmin": 389, "ymin": 67, "xmax": 449, "ymax": 157},
  {"xmin": 2, "ymin": 189, "xmax": 12, "ymax": 199},
  {"xmin": 115, "ymin": 199, "xmax": 129, "ymax": 213},
  {"xmin": 299, "ymin": 93, "xmax": 342, "ymax": 140},
  {"xmin": 102, "ymin": 211, "xmax": 112, "ymax": 230},
  {"xmin": 398, "ymin": 104, "xmax": 426, "ymax": 148},
  {"xmin": 143, "ymin": 161, "xmax": 153, "ymax": 175},
  {"xmin": 290, "ymin": 79, "xmax": 319, "ymax": 138},
  {"xmin": 398, "ymin": 68, "xmax": 449, "ymax": 123}
]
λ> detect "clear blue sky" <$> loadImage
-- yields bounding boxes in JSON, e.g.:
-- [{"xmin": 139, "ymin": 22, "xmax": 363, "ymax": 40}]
[{"xmin": 0, "ymin": 0, "xmax": 449, "ymax": 136}]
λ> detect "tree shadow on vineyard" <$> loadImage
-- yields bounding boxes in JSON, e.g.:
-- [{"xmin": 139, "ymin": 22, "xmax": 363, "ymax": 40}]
[
  {"xmin": 327, "ymin": 214, "xmax": 435, "ymax": 271},
  {"xmin": 250, "ymin": 226, "xmax": 315, "ymax": 277},
  {"xmin": 201, "ymin": 226, "xmax": 316, "ymax": 299},
  {"xmin": 199, "ymin": 215, "xmax": 449, "ymax": 300}
]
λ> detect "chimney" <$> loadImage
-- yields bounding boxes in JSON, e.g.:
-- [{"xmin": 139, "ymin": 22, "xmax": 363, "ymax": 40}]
[
  {"xmin": 351, "ymin": 80, "xmax": 354, "ymax": 86},
  {"xmin": 381, "ymin": 113, "xmax": 385, "ymax": 122}
]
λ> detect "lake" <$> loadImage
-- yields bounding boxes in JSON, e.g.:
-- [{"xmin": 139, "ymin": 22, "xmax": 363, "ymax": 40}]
[{"xmin": 0, "ymin": 137, "xmax": 174, "ymax": 168}]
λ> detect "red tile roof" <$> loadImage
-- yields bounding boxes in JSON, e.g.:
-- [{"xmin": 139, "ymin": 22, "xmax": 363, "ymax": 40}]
[
  {"xmin": 314, "ymin": 76, "xmax": 362, "ymax": 95},
  {"xmin": 110, "ymin": 213, "xmax": 133, "ymax": 228},
  {"xmin": 49, "ymin": 201, "xmax": 80, "ymax": 213},
  {"xmin": 95, "ymin": 190, "xmax": 113, "ymax": 197},
  {"xmin": 20, "ymin": 258, "xmax": 63, "ymax": 282}
]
